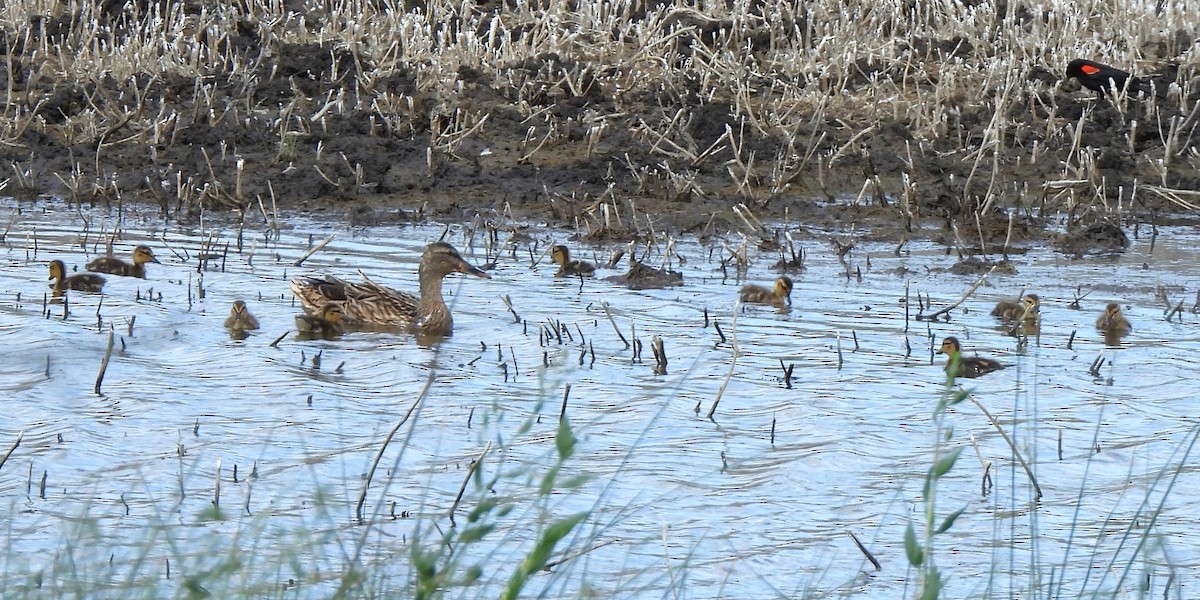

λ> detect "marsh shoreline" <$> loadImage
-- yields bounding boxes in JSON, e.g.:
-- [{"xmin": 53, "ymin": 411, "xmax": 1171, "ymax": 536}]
[{"xmin": 1, "ymin": 1, "xmax": 1198, "ymax": 247}]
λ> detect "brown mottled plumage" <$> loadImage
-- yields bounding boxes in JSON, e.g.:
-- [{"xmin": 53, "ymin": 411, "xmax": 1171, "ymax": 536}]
[
  {"xmin": 224, "ymin": 300, "xmax": 260, "ymax": 332},
  {"xmin": 49, "ymin": 260, "xmax": 105, "ymax": 293},
  {"xmin": 1096, "ymin": 302, "xmax": 1131, "ymax": 335},
  {"xmin": 295, "ymin": 304, "xmax": 344, "ymax": 337},
  {"xmin": 739, "ymin": 276, "xmax": 793, "ymax": 307},
  {"xmin": 992, "ymin": 294, "xmax": 1039, "ymax": 321},
  {"xmin": 85, "ymin": 245, "xmax": 160, "ymax": 278},
  {"xmin": 289, "ymin": 242, "xmax": 490, "ymax": 336},
  {"xmin": 938, "ymin": 337, "xmax": 1005, "ymax": 379},
  {"xmin": 551, "ymin": 245, "xmax": 595, "ymax": 277}
]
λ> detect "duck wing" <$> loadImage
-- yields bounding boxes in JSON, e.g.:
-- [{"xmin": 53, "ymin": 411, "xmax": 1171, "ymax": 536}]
[{"xmin": 291, "ymin": 274, "xmax": 418, "ymax": 326}]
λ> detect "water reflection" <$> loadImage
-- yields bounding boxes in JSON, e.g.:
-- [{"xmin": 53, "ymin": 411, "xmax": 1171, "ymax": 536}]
[{"xmin": 0, "ymin": 197, "xmax": 1197, "ymax": 598}]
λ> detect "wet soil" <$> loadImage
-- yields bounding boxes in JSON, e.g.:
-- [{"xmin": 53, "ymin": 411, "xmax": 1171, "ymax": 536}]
[{"xmin": 3, "ymin": 8, "xmax": 1199, "ymax": 256}]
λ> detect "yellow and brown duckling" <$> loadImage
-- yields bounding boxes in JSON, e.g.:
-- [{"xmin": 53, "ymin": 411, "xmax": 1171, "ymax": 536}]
[
  {"xmin": 85, "ymin": 245, "xmax": 160, "ymax": 278},
  {"xmin": 224, "ymin": 300, "xmax": 260, "ymax": 332},
  {"xmin": 739, "ymin": 276, "xmax": 793, "ymax": 307},
  {"xmin": 991, "ymin": 294, "xmax": 1039, "ymax": 321},
  {"xmin": 295, "ymin": 304, "xmax": 344, "ymax": 337},
  {"xmin": 1096, "ymin": 302, "xmax": 1131, "ymax": 336},
  {"xmin": 938, "ymin": 336, "xmax": 1006, "ymax": 379},
  {"xmin": 550, "ymin": 244, "xmax": 596, "ymax": 277},
  {"xmin": 289, "ymin": 241, "xmax": 491, "ymax": 336},
  {"xmin": 48, "ymin": 260, "xmax": 105, "ymax": 293}
]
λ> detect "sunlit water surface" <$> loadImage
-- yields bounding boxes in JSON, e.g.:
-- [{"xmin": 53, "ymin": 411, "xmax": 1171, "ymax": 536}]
[{"xmin": 1, "ymin": 197, "xmax": 1198, "ymax": 598}]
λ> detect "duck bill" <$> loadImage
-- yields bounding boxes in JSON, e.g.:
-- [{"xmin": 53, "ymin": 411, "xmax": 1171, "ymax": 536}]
[{"xmin": 459, "ymin": 261, "xmax": 491, "ymax": 279}]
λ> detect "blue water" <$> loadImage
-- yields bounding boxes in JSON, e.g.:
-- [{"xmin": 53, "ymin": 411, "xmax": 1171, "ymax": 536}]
[{"xmin": 0, "ymin": 196, "xmax": 1195, "ymax": 598}]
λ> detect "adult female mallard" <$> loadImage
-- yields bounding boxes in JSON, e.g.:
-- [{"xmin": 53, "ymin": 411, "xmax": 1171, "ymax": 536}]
[
  {"xmin": 224, "ymin": 300, "xmax": 260, "ymax": 332},
  {"xmin": 49, "ymin": 260, "xmax": 105, "ymax": 293},
  {"xmin": 295, "ymin": 304, "xmax": 344, "ymax": 337},
  {"xmin": 1096, "ymin": 302, "xmax": 1131, "ymax": 335},
  {"xmin": 992, "ymin": 294, "xmax": 1039, "ymax": 321},
  {"xmin": 938, "ymin": 336, "xmax": 1005, "ymax": 379},
  {"xmin": 86, "ymin": 245, "xmax": 160, "ymax": 278},
  {"xmin": 289, "ymin": 241, "xmax": 491, "ymax": 335},
  {"xmin": 739, "ymin": 276, "xmax": 793, "ymax": 307},
  {"xmin": 550, "ymin": 244, "xmax": 595, "ymax": 277}
]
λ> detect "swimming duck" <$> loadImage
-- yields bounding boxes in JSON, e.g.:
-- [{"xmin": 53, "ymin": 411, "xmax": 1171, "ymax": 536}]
[
  {"xmin": 48, "ymin": 260, "xmax": 105, "ymax": 293},
  {"xmin": 224, "ymin": 300, "xmax": 260, "ymax": 332},
  {"xmin": 85, "ymin": 245, "xmax": 160, "ymax": 278},
  {"xmin": 1096, "ymin": 302, "xmax": 1131, "ymax": 335},
  {"xmin": 992, "ymin": 294, "xmax": 1040, "ymax": 321},
  {"xmin": 938, "ymin": 336, "xmax": 1005, "ymax": 379},
  {"xmin": 295, "ymin": 304, "xmax": 344, "ymax": 337},
  {"xmin": 739, "ymin": 276, "xmax": 793, "ymax": 307},
  {"xmin": 551, "ymin": 244, "xmax": 596, "ymax": 277},
  {"xmin": 289, "ymin": 241, "xmax": 491, "ymax": 335}
]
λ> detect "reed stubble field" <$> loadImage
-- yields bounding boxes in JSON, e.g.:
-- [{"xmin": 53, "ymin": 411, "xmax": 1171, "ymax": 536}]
[{"xmin": 0, "ymin": 0, "xmax": 1198, "ymax": 238}]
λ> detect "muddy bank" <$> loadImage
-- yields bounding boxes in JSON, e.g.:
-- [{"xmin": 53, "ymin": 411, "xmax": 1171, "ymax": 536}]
[{"xmin": 1, "ymin": 1, "xmax": 1198, "ymax": 250}]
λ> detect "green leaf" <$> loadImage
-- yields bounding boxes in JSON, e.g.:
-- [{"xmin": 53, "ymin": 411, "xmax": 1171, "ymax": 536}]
[
  {"xmin": 556, "ymin": 417, "xmax": 577, "ymax": 460},
  {"xmin": 948, "ymin": 389, "xmax": 969, "ymax": 406},
  {"xmin": 501, "ymin": 512, "xmax": 588, "ymax": 600},
  {"xmin": 539, "ymin": 464, "xmax": 562, "ymax": 495},
  {"xmin": 931, "ymin": 447, "xmax": 963, "ymax": 478},
  {"xmin": 458, "ymin": 524, "xmax": 496, "ymax": 544},
  {"xmin": 936, "ymin": 506, "xmax": 967, "ymax": 534},
  {"xmin": 920, "ymin": 566, "xmax": 942, "ymax": 600},
  {"xmin": 904, "ymin": 522, "xmax": 924, "ymax": 567}
]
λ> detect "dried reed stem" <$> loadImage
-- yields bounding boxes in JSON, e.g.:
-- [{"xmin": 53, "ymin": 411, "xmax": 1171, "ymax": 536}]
[
  {"xmin": 0, "ymin": 430, "xmax": 22, "ymax": 473},
  {"xmin": 94, "ymin": 325, "xmax": 115, "ymax": 395},
  {"xmin": 293, "ymin": 234, "xmax": 336, "ymax": 267}
]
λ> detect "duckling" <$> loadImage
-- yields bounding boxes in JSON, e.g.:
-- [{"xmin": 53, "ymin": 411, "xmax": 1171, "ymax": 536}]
[
  {"xmin": 290, "ymin": 242, "xmax": 490, "ymax": 336},
  {"xmin": 86, "ymin": 245, "xmax": 160, "ymax": 278},
  {"xmin": 550, "ymin": 244, "xmax": 595, "ymax": 277},
  {"xmin": 224, "ymin": 300, "xmax": 260, "ymax": 332},
  {"xmin": 1096, "ymin": 302, "xmax": 1131, "ymax": 335},
  {"xmin": 739, "ymin": 276, "xmax": 793, "ymax": 307},
  {"xmin": 295, "ymin": 304, "xmax": 344, "ymax": 337},
  {"xmin": 48, "ymin": 260, "xmax": 105, "ymax": 293},
  {"xmin": 992, "ymin": 294, "xmax": 1040, "ymax": 321},
  {"xmin": 938, "ymin": 336, "xmax": 1006, "ymax": 379}
]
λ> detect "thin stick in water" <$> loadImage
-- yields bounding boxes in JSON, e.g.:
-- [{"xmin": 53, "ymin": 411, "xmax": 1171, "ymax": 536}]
[
  {"xmin": 94, "ymin": 325, "xmax": 115, "ymax": 394},
  {"xmin": 0, "ymin": 431, "xmax": 22, "ymax": 473},
  {"xmin": 602, "ymin": 302, "xmax": 629, "ymax": 349},
  {"xmin": 293, "ymin": 233, "xmax": 336, "ymax": 267},
  {"xmin": 448, "ymin": 442, "xmax": 491, "ymax": 528}
]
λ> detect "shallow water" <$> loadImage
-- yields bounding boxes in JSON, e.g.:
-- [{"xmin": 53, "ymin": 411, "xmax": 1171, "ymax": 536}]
[{"xmin": 1, "ymin": 197, "xmax": 1198, "ymax": 598}]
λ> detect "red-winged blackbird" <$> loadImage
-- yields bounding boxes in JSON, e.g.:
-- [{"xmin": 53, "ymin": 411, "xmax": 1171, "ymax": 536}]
[{"xmin": 1066, "ymin": 59, "xmax": 1149, "ymax": 97}]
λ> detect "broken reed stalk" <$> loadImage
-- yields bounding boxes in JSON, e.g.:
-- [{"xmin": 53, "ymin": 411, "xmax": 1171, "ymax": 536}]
[
  {"xmin": 293, "ymin": 233, "xmax": 335, "ymax": 267},
  {"xmin": 0, "ymin": 430, "xmax": 23, "ymax": 473},
  {"xmin": 501, "ymin": 294, "xmax": 520, "ymax": 322},
  {"xmin": 924, "ymin": 265, "xmax": 997, "ymax": 321},
  {"xmin": 707, "ymin": 300, "xmax": 742, "ymax": 419},
  {"xmin": 94, "ymin": 325, "xmax": 115, "ymax": 394},
  {"xmin": 560, "ymin": 384, "xmax": 571, "ymax": 420},
  {"xmin": 357, "ymin": 370, "xmax": 435, "ymax": 523},
  {"xmin": 968, "ymin": 396, "xmax": 1042, "ymax": 500},
  {"xmin": 212, "ymin": 457, "xmax": 221, "ymax": 508},
  {"xmin": 650, "ymin": 335, "xmax": 667, "ymax": 375},
  {"xmin": 448, "ymin": 441, "xmax": 491, "ymax": 528},
  {"xmin": 846, "ymin": 530, "xmax": 882, "ymax": 571},
  {"xmin": 602, "ymin": 301, "xmax": 629, "ymax": 349}
]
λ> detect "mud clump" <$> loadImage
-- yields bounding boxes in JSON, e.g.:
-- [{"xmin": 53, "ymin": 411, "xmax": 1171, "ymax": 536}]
[{"xmin": 1053, "ymin": 222, "xmax": 1130, "ymax": 257}]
